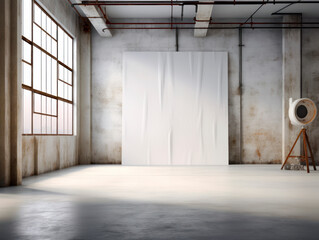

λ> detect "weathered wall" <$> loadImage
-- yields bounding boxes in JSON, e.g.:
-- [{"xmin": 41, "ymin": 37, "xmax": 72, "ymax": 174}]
[
  {"xmin": 22, "ymin": 0, "xmax": 82, "ymax": 177},
  {"xmin": 302, "ymin": 26, "xmax": 319, "ymax": 164},
  {"xmin": 91, "ymin": 19, "xmax": 285, "ymax": 164},
  {"xmin": 79, "ymin": 26, "xmax": 92, "ymax": 165},
  {"xmin": 282, "ymin": 16, "xmax": 301, "ymax": 163},
  {"xmin": 22, "ymin": 136, "xmax": 77, "ymax": 176},
  {"xmin": 242, "ymin": 29, "xmax": 282, "ymax": 164}
]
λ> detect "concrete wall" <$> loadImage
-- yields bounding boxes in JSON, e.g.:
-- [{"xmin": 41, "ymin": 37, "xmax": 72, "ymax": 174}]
[
  {"xmin": 2, "ymin": 0, "xmax": 318, "ymax": 183},
  {"xmin": 302, "ymin": 27, "xmax": 319, "ymax": 163},
  {"xmin": 91, "ymin": 20, "xmax": 286, "ymax": 164},
  {"xmin": 242, "ymin": 29, "xmax": 282, "ymax": 163},
  {"xmin": 282, "ymin": 16, "xmax": 302, "ymax": 163},
  {"xmin": 22, "ymin": 136, "xmax": 77, "ymax": 176},
  {"xmin": 79, "ymin": 25, "xmax": 92, "ymax": 165},
  {"xmin": 22, "ymin": 0, "xmax": 83, "ymax": 177},
  {"xmin": 0, "ymin": 0, "xmax": 22, "ymax": 186}
]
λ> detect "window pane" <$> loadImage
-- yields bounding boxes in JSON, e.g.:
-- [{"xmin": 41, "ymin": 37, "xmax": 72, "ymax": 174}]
[
  {"xmin": 47, "ymin": 98, "xmax": 52, "ymax": 115},
  {"xmin": 59, "ymin": 64, "xmax": 64, "ymax": 81},
  {"xmin": 68, "ymin": 36, "xmax": 72, "ymax": 67},
  {"xmin": 41, "ymin": 10, "xmax": 47, "ymax": 31},
  {"xmin": 42, "ymin": 95, "xmax": 47, "ymax": 114},
  {"xmin": 68, "ymin": 103, "xmax": 73, "ymax": 134},
  {"xmin": 22, "ymin": 41, "xmax": 31, "ymax": 63},
  {"xmin": 47, "ymin": 116, "xmax": 52, "ymax": 134},
  {"xmin": 68, "ymin": 85, "xmax": 72, "ymax": 101},
  {"xmin": 52, "ymin": 60, "xmax": 57, "ymax": 96},
  {"xmin": 68, "ymin": 70, "xmax": 72, "ymax": 85},
  {"xmin": 33, "ymin": 47, "xmax": 41, "ymax": 90},
  {"xmin": 47, "ymin": 17, "xmax": 52, "ymax": 36},
  {"xmin": 64, "ymin": 83, "xmax": 68, "ymax": 100},
  {"xmin": 58, "ymin": 81, "xmax": 64, "ymax": 98},
  {"xmin": 64, "ymin": 67, "xmax": 68, "ymax": 83},
  {"xmin": 52, "ymin": 22, "xmax": 57, "ymax": 39},
  {"xmin": 34, "ymin": 5, "xmax": 41, "ymax": 26},
  {"xmin": 23, "ymin": 90, "xmax": 32, "ymax": 134},
  {"xmin": 33, "ymin": 114, "xmax": 41, "ymax": 134},
  {"xmin": 52, "ymin": 117, "xmax": 57, "ymax": 134},
  {"xmin": 34, "ymin": 93, "xmax": 41, "ymax": 113},
  {"xmin": 58, "ymin": 28, "xmax": 64, "ymax": 62},
  {"xmin": 47, "ymin": 36, "xmax": 52, "ymax": 54},
  {"xmin": 33, "ymin": 24, "xmax": 41, "ymax": 46},
  {"xmin": 64, "ymin": 33, "xmax": 67, "ymax": 66},
  {"xmin": 42, "ymin": 115, "xmax": 47, "ymax": 134},
  {"xmin": 42, "ymin": 52, "xmax": 47, "ymax": 92},
  {"xmin": 64, "ymin": 102, "xmax": 68, "ymax": 134},
  {"xmin": 41, "ymin": 31, "xmax": 46, "ymax": 51},
  {"xmin": 58, "ymin": 100, "xmax": 64, "ymax": 134},
  {"xmin": 22, "ymin": 0, "xmax": 32, "ymax": 40},
  {"xmin": 52, "ymin": 99, "xmax": 57, "ymax": 116},
  {"xmin": 22, "ymin": 62, "xmax": 32, "ymax": 86},
  {"xmin": 52, "ymin": 40, "xmax": 57, "ymax": 57},
  {"xmin": 47, "ymin": 56, "xmax": 52, "ymax": 94}
]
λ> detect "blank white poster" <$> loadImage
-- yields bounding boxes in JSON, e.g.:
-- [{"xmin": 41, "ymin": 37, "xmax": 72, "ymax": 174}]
[{"xmin": 123, "ymin": 52, "xmax": 228, "ymax": 165}]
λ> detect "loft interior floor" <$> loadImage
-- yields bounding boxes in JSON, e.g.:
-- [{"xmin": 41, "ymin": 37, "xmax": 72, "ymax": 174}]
[{"xmin": 1, "ymin": 165, "xmax": 319, "ymax": 240}]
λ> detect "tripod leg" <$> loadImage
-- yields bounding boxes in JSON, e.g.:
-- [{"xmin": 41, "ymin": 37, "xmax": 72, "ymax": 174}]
[
  {"xmin": 281, "ymin": 129, "xmax": 303, "ymax": 170},
  {"xmin": 305, "ymin": 132, "xmax": 316, "ymax": 171},
  {"xmin": 303, "ymin": 130, "xmax": 310, "ymax": 173}
]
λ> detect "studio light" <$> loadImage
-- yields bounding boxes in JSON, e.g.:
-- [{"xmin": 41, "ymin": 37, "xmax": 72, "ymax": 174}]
[
  {"xmin": 288, "ymin": 98, "xmax": 317, "ymax": 126},
  {"xmin": 281, "ymin": 98, "xmax": 317, "ymax": 173}
]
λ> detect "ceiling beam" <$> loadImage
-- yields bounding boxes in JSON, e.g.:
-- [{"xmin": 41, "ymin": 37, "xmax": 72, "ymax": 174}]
[
  {"xmin": 73, "ymin": 0, "xmax": 112, "ymax": 37},
  {"xmin": 194, "ymin": 0, "xmax": 213, "ymax": 37}
]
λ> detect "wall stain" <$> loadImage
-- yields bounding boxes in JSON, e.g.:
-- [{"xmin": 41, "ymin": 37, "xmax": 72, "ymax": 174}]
[{"xmin": 256, "ymin": 149, "xmax": 261, "ymax": 160}]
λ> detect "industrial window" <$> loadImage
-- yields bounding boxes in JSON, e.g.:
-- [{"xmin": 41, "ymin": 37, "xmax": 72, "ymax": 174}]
[{"xmin": 22, "ymin": 0, "xmax": 74, "ymax": 135}]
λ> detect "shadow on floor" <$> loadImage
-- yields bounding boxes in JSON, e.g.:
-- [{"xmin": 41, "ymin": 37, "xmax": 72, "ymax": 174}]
[{"xmin": 0, "ymin": 198, "xmax": 318, "ymax": 240}]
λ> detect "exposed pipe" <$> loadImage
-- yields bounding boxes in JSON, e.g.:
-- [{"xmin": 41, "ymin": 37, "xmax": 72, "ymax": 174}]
[
  {"xmin": 105, "ymin": 21, "xmax": 319, "ymax": 25},
  {"xmin": 77, "ymin": 1, "xmax": 319, "ymax": 6},
  {"xmin": 97, "ymin": 5, "xmax": 111, "ymax": 24},
  {"xmin": 171, "ymin": 0, "xmax": 173, "ymax": 29},
  {"xmin": 242, "ymin": 1, "xmax": 267, "ymax": 26},
  {"xmin": 103, "ymin": 26, "xmax": 319, "ymax": 31},
  {"xmin": 67, "ymin": 1, "xmax": 319, "ymax": 27},
  {"xmin": 181, "ymin": 4, "xmax": 184, "ymax": 21},
  {"xmin": 272, "ymin": 2, "xmax": 296, "ymax": 15},
  {"xmin": 238, "ymin": 27, "xmax": 243, "ymax": 164},
  {"xmin": 176, "ymin": 27, "xmax": 179, "ymax": 52},
  {"xmin": 300, "ymin": 14, "xmax": 303, "ymax": 98}
]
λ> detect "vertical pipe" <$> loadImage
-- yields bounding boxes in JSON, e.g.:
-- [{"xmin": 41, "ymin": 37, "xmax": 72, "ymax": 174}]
[
  {"xmin": 300, "ymin": 14, "xmax": 303, "ymax": 98},
  {"xmin": 176, "ymin": 27, "xmax": 179, "ymax": 52},
  {"xmin": 170, "ymin": 0, "xmax": 173, "ymax": 29},
  {"xmin": 239, "ymin": 27, "xmax": 243, "ymax": 164}
]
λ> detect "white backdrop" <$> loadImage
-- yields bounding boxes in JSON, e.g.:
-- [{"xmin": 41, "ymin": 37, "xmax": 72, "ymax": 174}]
[{"xmin": 122, "ymin": 52, "xmax": 228, "ymax": 165}]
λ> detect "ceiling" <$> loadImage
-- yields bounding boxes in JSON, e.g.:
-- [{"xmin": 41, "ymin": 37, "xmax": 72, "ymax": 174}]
[
  {"xmin": 94, "ymin": 1, "xmax": 319, "ymax": 19},
  {"xmin": 71, "ymin": 0, "xmax": 319, "ymax": 37}
]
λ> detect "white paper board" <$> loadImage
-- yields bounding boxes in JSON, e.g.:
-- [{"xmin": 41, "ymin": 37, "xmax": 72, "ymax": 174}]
[{"xmin": 123, "ymin": 52, "xmax": 228, "ymax": 165}]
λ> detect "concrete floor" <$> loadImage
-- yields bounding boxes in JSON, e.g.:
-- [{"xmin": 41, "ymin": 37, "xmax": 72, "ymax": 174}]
[{"xmin": 0, "ymin": 165, "xmax": 319, "ymax": 240}]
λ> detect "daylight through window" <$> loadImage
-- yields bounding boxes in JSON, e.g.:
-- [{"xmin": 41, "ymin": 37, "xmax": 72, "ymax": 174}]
[{"xmin": 22, "ymin": 0, "xmax": 74, "ymax": 135}]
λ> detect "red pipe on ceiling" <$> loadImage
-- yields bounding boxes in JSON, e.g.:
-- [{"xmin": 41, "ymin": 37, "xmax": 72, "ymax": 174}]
[
  {"xmin": 106, "ymin": 22, "xmax": 319, "ymax": 25},
  {"xmin": 103, "ymin": 26, "xmax": 319, "ymax": 30}
]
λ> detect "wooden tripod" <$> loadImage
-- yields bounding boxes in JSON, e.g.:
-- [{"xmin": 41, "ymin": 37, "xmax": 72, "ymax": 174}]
[{"xmin": 281, "ymin": 128, "xmax": 316, "ymax": 173}]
